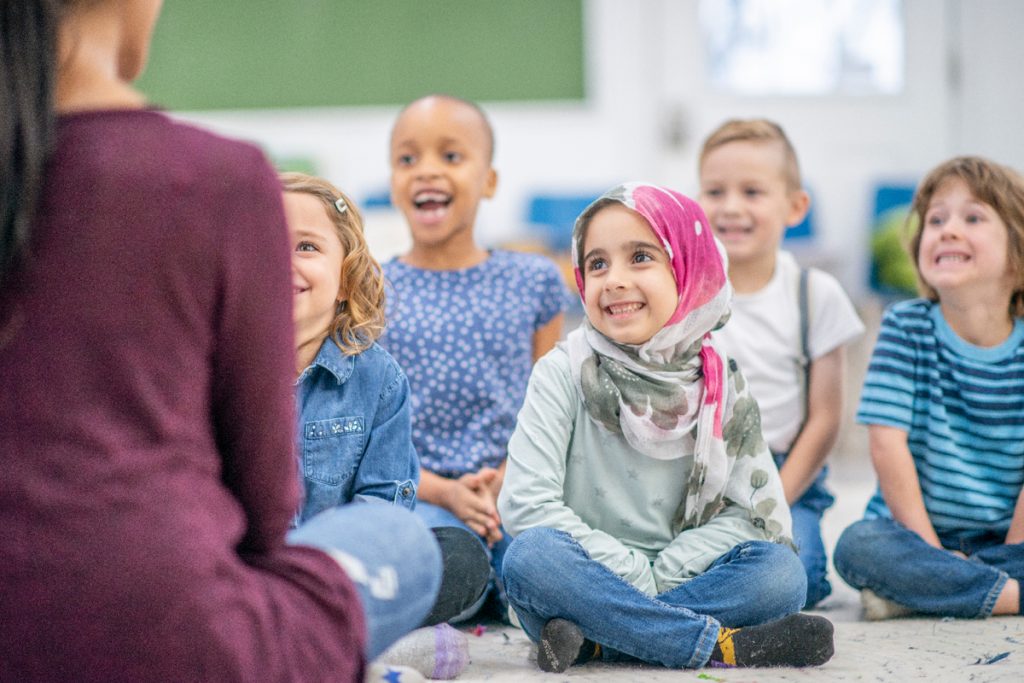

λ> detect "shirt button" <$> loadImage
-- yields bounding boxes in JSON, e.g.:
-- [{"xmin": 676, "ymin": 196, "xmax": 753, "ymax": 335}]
[{"xmin": 401, "ymin": 487, "xmax": 412, "ymax": 497}]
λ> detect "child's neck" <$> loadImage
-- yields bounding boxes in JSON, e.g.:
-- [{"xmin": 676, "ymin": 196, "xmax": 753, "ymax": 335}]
[
  {"xmin": 939, "ymin": 295, "xmax": 1014, "ymax": 347},
  {"xmin": 401, "ymin": 241, "xmax": 489, "ymax": 271},
  {"xmin": 295, "ymin": 330, "xmax": 328, "ymax": 377},
  {"xmin": 728, "ymin": 254, "xmax": 777, "ymax": 295}
]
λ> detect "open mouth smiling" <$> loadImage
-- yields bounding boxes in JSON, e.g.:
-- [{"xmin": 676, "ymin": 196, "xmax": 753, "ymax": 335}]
[
  {"xmin": 715, "ymin": 225, "xmax": 753, "ymax": 235},
  {"xmin": 413, "ymin": 190, "xmax": 452, "ymax": 211},
  {"xmin": 605, "ymin": 302, "xmax": 645, "ymax": 316}
]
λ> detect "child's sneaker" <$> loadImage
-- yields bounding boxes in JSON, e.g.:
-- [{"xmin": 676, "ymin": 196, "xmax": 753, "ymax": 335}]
[
  {"xmin": 861, "ymin": 588, "xmax": 915, "ymax": 621},
  {"xmin": 376, "ymin": 624, "xmax": 469, "ymax": 680}
]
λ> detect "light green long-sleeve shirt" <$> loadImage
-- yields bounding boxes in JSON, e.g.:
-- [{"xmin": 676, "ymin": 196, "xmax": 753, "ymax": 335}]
[{"xmin": 498, "ymin": 347, "xmax": 776, "ymax": 596}]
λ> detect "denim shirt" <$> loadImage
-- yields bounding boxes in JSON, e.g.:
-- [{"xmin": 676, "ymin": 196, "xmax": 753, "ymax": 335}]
[{"xmin": 293, "ymin": 338, "xmax": 418, "ymax": 525}]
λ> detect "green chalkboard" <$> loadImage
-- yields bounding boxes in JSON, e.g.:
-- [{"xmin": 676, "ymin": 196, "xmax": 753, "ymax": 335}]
[{"xmin": 136, "ymin": 0, "xmax": 585, "ymax": 110}]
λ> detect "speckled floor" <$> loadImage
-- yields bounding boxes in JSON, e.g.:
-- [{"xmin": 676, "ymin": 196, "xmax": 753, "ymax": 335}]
[{"xmin": 450, "ymin": 457, "xmax": 1024, "ymax": 682}]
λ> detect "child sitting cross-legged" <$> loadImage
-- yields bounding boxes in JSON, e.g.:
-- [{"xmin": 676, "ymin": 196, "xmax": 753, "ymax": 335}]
[
  {"xmin": 281, "ymin": 172, "xmax": 490, "ymax": 679},
  {"xmin": 498, "ymin": 183, "xmax": 835, "ymax": 672},
  {"xmin": 834, "ymin": 156, "xmax": 1024, "ymax": 621},
  {"xmin": 381, "ymin": 94, "xmax": 568, "ymax": 622},
  {"xmin": 698, "ymin": 119, "xmax": 865, "ymax": 607}
]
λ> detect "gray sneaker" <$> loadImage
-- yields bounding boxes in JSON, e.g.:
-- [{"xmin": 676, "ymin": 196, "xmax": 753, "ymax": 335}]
[{"xmin": 861, "ymin": 588, "xmax": 916, "ymax": 620}]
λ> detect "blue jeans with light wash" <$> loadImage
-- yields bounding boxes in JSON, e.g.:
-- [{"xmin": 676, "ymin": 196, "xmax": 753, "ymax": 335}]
[
  {"xmin": 833, "ymin": 518, "xmax": 1024, "ymax": 618},
  {"xmin": 773, "ymin": 452, "xmax": 834, "ymax": 608},
  {"xmin": 415, "ymin": 501, "xmax": 511, "ymax": 621},
  {"xmin": 501, "ymin": 528, "xmax": 806, "ymax": 669},
  {"xmin": 288, "ymin": 504, "xmax": 442, "ymax": 659}
]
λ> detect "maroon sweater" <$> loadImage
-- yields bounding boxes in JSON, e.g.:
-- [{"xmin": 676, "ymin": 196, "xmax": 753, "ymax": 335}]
[{"xmin": 0, "ymin": 110, "xmax": 364, "ymax": 682}]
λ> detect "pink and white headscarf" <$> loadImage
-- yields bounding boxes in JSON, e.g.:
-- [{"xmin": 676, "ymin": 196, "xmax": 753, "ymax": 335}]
[{"xmin": 566, "ymin": 182, "xmax": 790, "ymax": 536}]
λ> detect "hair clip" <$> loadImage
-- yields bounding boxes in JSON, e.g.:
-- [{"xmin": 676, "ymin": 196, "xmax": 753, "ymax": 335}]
[{"xmin": 334, "ymin": 197, "xmax": 348, "ymax": 214}]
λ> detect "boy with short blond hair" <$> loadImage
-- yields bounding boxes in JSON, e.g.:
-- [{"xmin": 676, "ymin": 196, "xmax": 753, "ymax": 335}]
[{"xmin": 698, "ymin": 119, "xmax": 864, "ymax": 607}]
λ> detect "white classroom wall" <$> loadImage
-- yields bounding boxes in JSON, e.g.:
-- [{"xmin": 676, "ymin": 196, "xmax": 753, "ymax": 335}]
[{"xmin": 177, "ymin": 0, "xmax": 1024, "ymax": 300}]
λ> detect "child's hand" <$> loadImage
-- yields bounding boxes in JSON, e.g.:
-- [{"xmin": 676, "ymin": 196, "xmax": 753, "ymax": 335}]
[
  {"xmin": 461, "ymin": 469, "xmax": 504, "ymax": 546},
  {"xmin": 443, "ymin": 474, "xmax": 503, "ymax": 546},
  {"xmin": 476, "ymin": 466, "xmax": 505, "ymax": 500}
]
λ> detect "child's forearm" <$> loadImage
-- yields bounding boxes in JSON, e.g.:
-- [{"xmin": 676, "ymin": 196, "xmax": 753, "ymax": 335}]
[
  {"xmin": 1006, "ymin": 487, "xmax": 1024, "ymax": 545},
  {"xmin": 780, "ymin": 418, "xmax": 837, "ymax": 504},
  {"xmin": 417, "ymin": 469, "xmax": 455, "ymax": 506},
  {"xmin": 532, "ymin": 314, "xmax": 564, "ymax": 362},
  {"xmin": 781, "ymin": 347, "xmax": 843, "ymax": 503},
  {"xmin": 653, "ymin": 503, "xmax": 765, "ymax": 592},
  {"xmin": 870, "ymin": 425, "xmax": 942, "ymax": 547}
]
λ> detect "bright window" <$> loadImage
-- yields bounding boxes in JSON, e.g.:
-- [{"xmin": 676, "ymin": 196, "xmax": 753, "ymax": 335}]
[{"xmin": 699, "ymin": 0, "xmax": 904, "ymax": 95}]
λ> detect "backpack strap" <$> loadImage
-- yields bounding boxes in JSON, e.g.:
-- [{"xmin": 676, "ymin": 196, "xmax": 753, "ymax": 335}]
[{"xmin": 798, "ymin": 267, "xmax": 811, "ymax": 423}]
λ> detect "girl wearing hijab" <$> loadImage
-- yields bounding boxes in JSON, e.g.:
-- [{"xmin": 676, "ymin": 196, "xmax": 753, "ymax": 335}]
[{"xmin": 498, "ymin": 183, "xmax": 835, "ymax": 672}]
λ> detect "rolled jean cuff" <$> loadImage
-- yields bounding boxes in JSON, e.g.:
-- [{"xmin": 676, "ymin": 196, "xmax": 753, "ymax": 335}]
[
  {"xmin": 979, "ymin": 570, "xmax": 1009, "ymax": 618},
  {"xmin": 686, "ymin": 615, "xmax": 721, "ymax": 668}
]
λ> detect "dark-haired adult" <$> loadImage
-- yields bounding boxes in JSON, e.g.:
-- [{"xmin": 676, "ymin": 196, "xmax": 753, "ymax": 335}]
[{"xmin": 0, "ymin": 2, "xmax": 441, "ymax": 680}]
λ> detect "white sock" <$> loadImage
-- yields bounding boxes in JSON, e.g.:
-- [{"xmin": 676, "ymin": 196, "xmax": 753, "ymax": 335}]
[{"xmin": 376, "ymin": 624, "xmax": 469, "ymax": 680}]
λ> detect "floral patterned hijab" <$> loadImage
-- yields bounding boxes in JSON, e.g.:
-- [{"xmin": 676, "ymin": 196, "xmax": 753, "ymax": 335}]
[{"xmin": 566, "ymin": 183, "xmax": 791, "ymax": 539}]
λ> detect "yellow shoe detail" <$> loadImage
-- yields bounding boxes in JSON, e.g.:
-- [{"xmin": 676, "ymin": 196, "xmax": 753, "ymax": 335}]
[{"xmin": 716, "ymin": 626, "xmax": 739, "ymax": 666}]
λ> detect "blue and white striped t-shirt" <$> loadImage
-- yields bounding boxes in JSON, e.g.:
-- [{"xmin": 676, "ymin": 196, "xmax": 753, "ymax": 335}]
[{"xmin": 857, "ymin": 299, "xmax": 1024, "ymax": 534}]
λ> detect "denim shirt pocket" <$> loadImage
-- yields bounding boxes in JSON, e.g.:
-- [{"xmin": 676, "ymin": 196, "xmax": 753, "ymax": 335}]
[{"xmin": 302, "ymin": 416, "xmax": 366, "ymax": 485}]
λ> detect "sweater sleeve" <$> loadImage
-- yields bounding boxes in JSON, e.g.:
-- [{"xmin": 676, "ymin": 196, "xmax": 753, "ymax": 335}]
[
  {"xmin": 351, "ymin": 351, "xmax": 419, "ymax": 509},
  {"xmin": 211, "ymin": 150, "xmax": 299, "ymax": 555},
  {"xmin": 651, "ymin": 502, "xmax": 769, "ymax": 593},
  {"xmin": 499, "ymin": 350, "xmax": 658, "ymax": 595}
]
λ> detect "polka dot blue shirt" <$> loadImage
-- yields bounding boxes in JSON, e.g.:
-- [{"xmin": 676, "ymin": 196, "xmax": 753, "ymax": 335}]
[{"xmin": 381, "ymin": 250, "xmax": 569, "ymax": 477}]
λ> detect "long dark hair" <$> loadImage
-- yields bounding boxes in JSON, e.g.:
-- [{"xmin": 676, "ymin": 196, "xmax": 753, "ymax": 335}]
[{"xmin": 0, "ymin": 0, "xmax": 61, "ymax": 289}]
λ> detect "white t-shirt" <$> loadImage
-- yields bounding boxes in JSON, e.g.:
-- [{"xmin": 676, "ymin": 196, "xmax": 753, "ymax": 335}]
[{"xmin": 715, "ymin": 251, "xmax": 864, "ymax": 453}]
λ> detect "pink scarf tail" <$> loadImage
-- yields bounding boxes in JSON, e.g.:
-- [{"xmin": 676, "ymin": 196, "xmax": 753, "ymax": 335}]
[{"xmin": 700, "ymin": 334, "xmax": 724, "ymax": 438}]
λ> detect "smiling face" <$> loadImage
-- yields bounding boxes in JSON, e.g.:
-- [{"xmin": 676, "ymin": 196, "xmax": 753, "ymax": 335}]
[
  {"xmin": 389, "ymin": 96, "xmax": 497, "ymax": 251},
  {"xmin": 283, "ymin": 191, "xmax": 345, "ymax": 349},
  {"xmin": 698, "ymin": 139, "xmax": 808, "ymax": 271},
  {"xmin": 580, "ymin": 204, "xmax": 678, "ymax": 345},
  {"xmin": 916, "ymin": 176, "xmax": 1013, "ymax": 302}
]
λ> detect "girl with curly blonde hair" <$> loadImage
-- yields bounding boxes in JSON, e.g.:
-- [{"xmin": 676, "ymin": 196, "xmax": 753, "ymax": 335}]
[
  {"xmin": 280, "ymin": 172, "xmax": 490, "ymax": 652},
  {"xmin": 281, "ymin": 172, "xmax": 386, "ymax": 359}
]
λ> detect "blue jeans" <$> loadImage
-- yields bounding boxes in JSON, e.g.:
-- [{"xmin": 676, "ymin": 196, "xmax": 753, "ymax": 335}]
[
  {"xmin": 415, "ymin": 501, "xmax": 511, "ymax": 621},
  {"xmin": 288, "ymin": 504, "xmax": 442, "ymax": 659},
  {"xmin": 501, "ymin": 528, "xmax": 806, "ymax": 668},
  {"xmin": 773, "ymin": 452, "xmax": 834, "ymax": 608},
  {"xmin": 834, "ymin": 518, "xmax": 1024, "ymax": 618}
]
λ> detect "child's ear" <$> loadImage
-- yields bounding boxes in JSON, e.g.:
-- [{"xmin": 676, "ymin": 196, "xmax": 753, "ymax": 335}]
[
  {"xmin": 482, "ymin": 167, "xmax": 498, "ymax": 199},
  {"xmin": 786, "ymin": 188, "xmax": 811, "ymax": 228}
]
